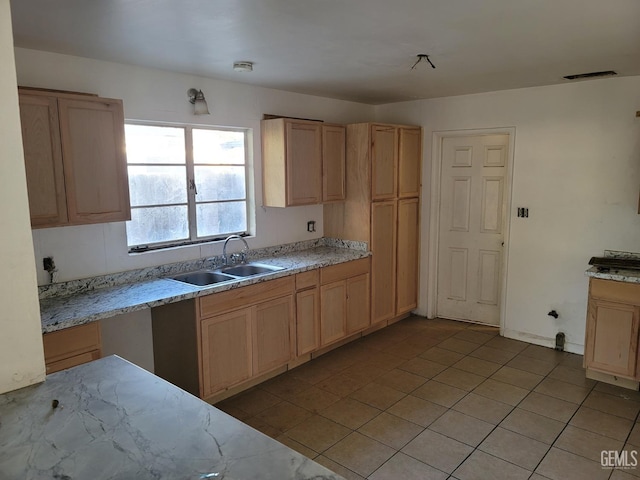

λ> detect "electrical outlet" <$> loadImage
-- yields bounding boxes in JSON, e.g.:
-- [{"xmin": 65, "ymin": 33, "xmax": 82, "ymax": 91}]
[
  {"xmin": 517, "ymin": 207, "xmax": 529, "ymax": 218},
  {"xmin": 307, "ymin": 220, "xmax": 316, "ymax": 232},
  {"xmin": 43, "ymin": 256, "xmax": 55, "ymax": 272}
]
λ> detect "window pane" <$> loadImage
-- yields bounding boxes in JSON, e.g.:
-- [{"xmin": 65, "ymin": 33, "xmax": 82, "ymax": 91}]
[
  {"xmin": 196, "ymin": 201, "xmax": 247, "ymax": 238},
  {"xmin": 194, "ymin": 166, "xmax": 246, "ymax": 202},
  {"xmin": 126, "ymin": 206, "xmax": 189, "ymax": 246},
  {"xmin": 125, "ymin": 125, "xmax": 185, "ymax": 165},
  {"xmin": 193, "ymin": 129, "xmax": 245, "ymax": 165},
  {"xmin": 128, "ymin": 165, "xmax": 187, "ymax": 206}
]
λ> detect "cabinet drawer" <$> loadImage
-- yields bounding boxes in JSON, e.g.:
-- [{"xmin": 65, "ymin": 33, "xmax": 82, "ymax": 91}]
[
  {"xmin": 590, "ymin": 278, "xmax": 640, "ymax": 305},
  {"xmin": 296, "ymin": 270, "xmax": 319, "ymax": 290},
  {"xmin": 43, "ymin": 322, "xmax": 101, "ymax": 364},
  {"xmin": 199, "ymin": 276, "xmax": 295, "ymax": 318},
  {"xmin": 320, "ymin": 258, "xmax": 370, "ymax": 285},
  {"xmin": 46, "ymin": 350, "xmax": 101, "ymax": 374}
]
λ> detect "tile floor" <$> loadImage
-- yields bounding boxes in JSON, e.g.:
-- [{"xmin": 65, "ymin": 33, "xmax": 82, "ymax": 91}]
[{"xmin": 215, "ymin": 316, "xmax": 640, "ymax": 480}]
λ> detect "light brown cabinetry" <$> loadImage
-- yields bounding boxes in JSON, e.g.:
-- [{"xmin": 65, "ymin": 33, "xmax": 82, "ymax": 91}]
[
  {"xmin": 18, "ymin": 88, "xmax": 130, "ymax": 228},
  {"xmin": 585, "ymin": 278, "xmax": 640, "ymax": 383},
  {"xmin": 43, "ymin": 322, "xmax": 102, "ymax": 374},
  {"xmin": 324, "ymin": 123, "xmax": 422, "ymax": 325},
  {"xmin": 295, "ymin": 270, "xmax": 320, "ymax": 356},
  {"xmin": 261, "ymin": 118, "xmax": 345, "ymax": 207}
]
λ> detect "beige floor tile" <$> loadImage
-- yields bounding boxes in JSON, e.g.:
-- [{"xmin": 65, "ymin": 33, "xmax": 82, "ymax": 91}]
[
  {"xmin": 419, "ymin": 346, "xmax": 466, "ymax": 366},
  {"xmin": 384, "ymin": 341, "xmax": 428, "ymax": 360},
  {"xmin": 500, "ymin": 408, "xmax": 565, "ymax": 444},
  {"xmin": 405, "ymin": 334, "xmax": 442, "ymax": 350},
  {"xmin": 369, "ymin": 452, "xmax": 448, "ymax": 480},
  {"xmin": 260, "ymin": 373, "xmax": 313, "ymax": 399},
  {"xmin": 473, "ymin": 378, "xmax": 529, "ymax": 406},
  {"xmin": 484, "ymin": 336, "xmax": 529, "ymax": 353},
  {"xmin": 428, "ymin": 410, "xmax": 494, "ymax": 447},
  {"xmin": 627, "ymin": 423, "xmax": 640, "ymax": 447},
  {"xmin": 611, "ymin": 470, "xmax": 640, "ymax": 480},
  {"xmin": 569, "ymin": 406, "xmax": 634, "ymax": 441},
  {"xmin": 320, "ymin": 397, "xmax": 381, "ymax": 430},
  {"xmin": 243, "ymin": 415, "xmax": 282, "ymax": 438},
  {"xmin": 583, "ymin": 390, "xmax": 640, "ymax": 420},
  {"xmin": 213, "ymin": 401, "xmax": 252, "ymax": 422},
  {"xmin": 554, "ymin": 425, "xmax": 624, "ymax": 463},
  {"xmin": 594, "ymin": 382, "xmax": 640, "ymax": 401},
  {"xmin": 559, "ymin": 353, "xmax": 585, "ymax": 369},
  {"xmin": 349, "ymin": 382, "xmax": 406, "ymax": 410},
  {"xmin": 316, "ymin": 373, "xmax": 368, "ymax": 398},
  {"xmin": 374, "ymin": 368, "xmax": 426, "ymax": 393},
  {"xmin": 359, "ymin": 412, "xmax": 424, "ymax": 450},
  {"xmin": 285, "ymin": 414, "xmax": 351, "ymax": 453},
  {"xmin": 479, "ymin": 427, "xmax": 549, "ymax": 471},
  {"xmin": 254, "ymin": 400, "xmax": 312, "ymax": 431},
  {"xmin": 340, "ymin": 363, "xmax": 387, "ymax": 384},
  {"xmin": 519, "ymin": 344, "xmax": 566, "ymax": 364},
  {"xmin": 363, "ymin": 351, "xmax": 407, "ymax": 371},
  {"xmin": 548, "ymin": 365, "xmax": 596, "ymax": 388},
  {"xmin": 402, "ymin": 429, "xmax": 474, "ymax": 474},
  {"xmin": 533, "ymin": 377, "xmax": 591, "ymax": 404},
  {"xmin": 275, "ymin": 434, "xmax": 318, "ymax": 459},
  {"xmin": 437, "ymin": 337, "xmax": 481, "ymax": 355},
  {"xmin": 289, "ymin": 385, "xmax": 340, "ymax": 413},
  {"xmin": 413, "ymin": 380, "xmax": 468, "ymax": 408},
  {"xmin": 468, "ymin": 345, "xmax": 518, "ymax": 365},
  {"xmin": 619, "ymin": 446, "xmax": 640, "ymax": 478},
  {"xmin": 399, "ymin": 357, "xmax": 448, "ymax": 378},
  {"xmin": 433, "ymin": 367, "xmax": 486, "ymax": 391},
  {"xmin": 452, "ymin": 393, "xmax": 513, "ymax": 425},
  {"xmin": 452, "ymin": 356, "xmax": 502, "ymax": 377},
  {"xmin": 506, "ymin": 355, "xmax": 556, "ymax": 376},
  {"xmin": 314, "ymin": 455, "xmax": 366, "ymax": 480},
  {"xmin": 490, "ymin": 365, "xmax": 544, "ymax": 390},
  {"xmin": 528, "ymin": 474, "xmax": 554, "ymax": 480},
  {"xmin": 387, "ymin": 394, "xmax": 448, "ymax": 427},
  {"xmin": 289, "ymin": 360, "xmax": 336, "ymax": 384},
  {"xmin": 518, "ymin": 392, "xmax": 579, "ymax": 423},
  {"xmin": 452, "ymin": 329, "xmax": 495, "ymax": 345},
  {"xmin": 229, "ymin": 387, "xmax": 281, "ymax": 416},
  {"xmin": 535, "ymin": 447, "xmax": 610, "ymax": 480},
  {"xmin": 324, "ymin": 431, "xmax": 396, "ymax": 477},
  {"xmin": 453, "ymin": 450, "xmax": 531, "ymax": 480}
]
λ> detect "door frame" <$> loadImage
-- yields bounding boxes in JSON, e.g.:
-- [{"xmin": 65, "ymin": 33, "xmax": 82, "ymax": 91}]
[{"xmin": 427, "ymin": 127, "xmax": 516, "ymax": 332}]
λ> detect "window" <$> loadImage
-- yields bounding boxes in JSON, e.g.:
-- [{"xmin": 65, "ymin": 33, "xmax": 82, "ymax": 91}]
[{"xmin": 124, "ymin": 123, "xmax": 249, "ymax": 251}]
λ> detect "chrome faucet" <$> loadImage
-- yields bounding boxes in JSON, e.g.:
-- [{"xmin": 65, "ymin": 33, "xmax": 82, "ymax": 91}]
[{"xmin": 222, "ymin": 235, "xmax": 249, "ymax": 266}]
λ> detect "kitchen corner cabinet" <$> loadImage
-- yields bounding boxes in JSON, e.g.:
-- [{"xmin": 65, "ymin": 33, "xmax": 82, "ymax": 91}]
[
  {"xmin": 585, "ymin": 278, "xmax": 640, "ymax": 381},
  {"xmin": 18, "ymin": 88, "xmax": 130, "ymax": 228},
  {"xmin": 43, "ymin": 322, "xmax": 102, "ymax": 374},
  {"xmin": 261, "ymin": 118, "xmax": 345, "ymax": 207}
]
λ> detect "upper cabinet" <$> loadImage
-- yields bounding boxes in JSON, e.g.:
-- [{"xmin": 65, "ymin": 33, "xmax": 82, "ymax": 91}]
[
  {"xmin": 261, "ymin": 118, "xmax": 345, "ymax": 207},
  {"xmin": 18, "ymin": 88, "xmax": 131, "ymax": 228}
]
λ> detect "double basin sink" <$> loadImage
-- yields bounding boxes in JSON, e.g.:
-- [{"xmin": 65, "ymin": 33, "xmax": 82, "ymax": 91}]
[{"xmin": 170, "ymin": 263, "xmax": 284, "ymax": 287}]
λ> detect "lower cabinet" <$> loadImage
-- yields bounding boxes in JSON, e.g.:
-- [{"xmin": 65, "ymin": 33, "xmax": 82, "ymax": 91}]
[
  {"xmin": 43, "ymin": 322, "xmax": 102, "ymax": 374},
  {"xmin": 295, "ymin": 270, "xmax": 321, "ymax": 356}
]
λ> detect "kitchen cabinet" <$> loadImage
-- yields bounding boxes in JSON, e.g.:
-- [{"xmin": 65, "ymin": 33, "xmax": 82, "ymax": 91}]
[
  {"xmin": 324, "ymin": 123, "xmax": 422, "ymax": 325},
  {"xmin": 261, "ymin": 118, "xmax": 345, "ymax": 207},
  {"xmin": 585, "ymin": 278, "xmax": 640, "ymax": 383},
  {"xmin": 295, "ymin": 270, "xmax": 320, "ymax": 356},
  {"xmin": 18, "ymin": 88, "xmax": 130, "ymax": 228},
  {"xmin": 43, "ymin": 322, "xmax": 102, "ymax": 374}
]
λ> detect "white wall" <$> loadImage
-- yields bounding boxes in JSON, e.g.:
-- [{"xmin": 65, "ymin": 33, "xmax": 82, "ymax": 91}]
[
  {"xmin": 0, "ymin": 2, "xmax": 45, "ymax": 394},
  {"xmin": 376, "ymin": 76, "xmax": 640, "ymax": 353},
  {"xmin": 14, "ymin": 48, "xmax": 375, "ymax": 285}
]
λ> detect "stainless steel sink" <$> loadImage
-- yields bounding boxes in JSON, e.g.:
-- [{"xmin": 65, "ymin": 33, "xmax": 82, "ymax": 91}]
[
  {"xmin": 171, "ymin": 271, "xmax": 236, "ymax": 286},
  {"xmin": 220, "ymin": 263, "xmax": 284, "ymax": 277}
]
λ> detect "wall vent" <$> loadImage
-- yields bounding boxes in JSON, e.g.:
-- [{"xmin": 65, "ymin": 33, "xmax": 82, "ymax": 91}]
[{"xmin": 563, "ymin": 70, "xmax": 617, "ymax": 80}]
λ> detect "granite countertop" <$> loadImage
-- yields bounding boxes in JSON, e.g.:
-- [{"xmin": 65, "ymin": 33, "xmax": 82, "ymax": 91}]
[
  {"xmin": 40, "ymin": 240, "xmax": 370, "ymax": 333},
  {"xmin": 0, "ymin": 355, "xmax": 343, "ymax": 480},
  {"xmin": 585, "ymin": 250, "xmax": 640, "ymax": 284}
]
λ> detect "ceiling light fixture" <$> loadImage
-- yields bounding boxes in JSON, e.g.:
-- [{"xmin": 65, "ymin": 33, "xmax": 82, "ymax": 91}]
[
  {"xmin": 233, "ymin": 61, "xmax": 254, "ymax": 72},
  {"xmin": 187, "ymin": 88, "xmax": 210, "ymax": 115},
  {"xmin": 411, "ymin": 54, "xmax": 436, "ymax": 70}
]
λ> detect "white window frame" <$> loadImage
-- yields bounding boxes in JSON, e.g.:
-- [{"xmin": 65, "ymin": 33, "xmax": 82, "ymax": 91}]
[{"xmin": 125, "ymin": 121, "xmax": 250, "ymax": 252}]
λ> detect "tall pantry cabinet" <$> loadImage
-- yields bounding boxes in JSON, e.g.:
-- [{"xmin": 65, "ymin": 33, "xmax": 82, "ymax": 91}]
[{"xmin": 324, "ymin": 123, "xmax": 422, "ymax": 326}]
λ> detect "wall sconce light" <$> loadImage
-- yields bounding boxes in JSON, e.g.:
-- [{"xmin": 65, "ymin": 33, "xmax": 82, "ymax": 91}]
[{"xmin": 187, "ymin": 88, "xmax": 210, "ymax": 115}]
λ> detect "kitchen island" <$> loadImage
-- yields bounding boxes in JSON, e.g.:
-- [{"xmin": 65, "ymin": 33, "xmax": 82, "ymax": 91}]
[{"xmin": 0, "ymin": 355, "xmax": 343, "ymax": 480}]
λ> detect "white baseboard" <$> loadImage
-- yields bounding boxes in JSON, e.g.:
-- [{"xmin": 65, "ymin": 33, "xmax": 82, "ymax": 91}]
[{"xmin": 503, "ymin": 328, "xmax": 584, "ymax": 356}]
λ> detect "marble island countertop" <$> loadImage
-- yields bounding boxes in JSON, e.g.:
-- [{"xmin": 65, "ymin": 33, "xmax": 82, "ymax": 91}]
[
  {"xmin": 40, "ymin": 239, "xmax": 369, "ymax": 333},
  {"xmin": 0, "ymin": 355, "xmax": 343, "ymax": 480}
]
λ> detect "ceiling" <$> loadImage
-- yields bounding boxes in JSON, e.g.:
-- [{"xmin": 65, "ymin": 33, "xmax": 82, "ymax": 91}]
[{"xmin": 10, "ymin": 0, "xmax": 640, "ymax": 105}]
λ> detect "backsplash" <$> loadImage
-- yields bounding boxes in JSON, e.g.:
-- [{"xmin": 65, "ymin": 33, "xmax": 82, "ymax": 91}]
[{"xmin": 603, "ymin": 250, "xmax": 640, "ymax": 260}]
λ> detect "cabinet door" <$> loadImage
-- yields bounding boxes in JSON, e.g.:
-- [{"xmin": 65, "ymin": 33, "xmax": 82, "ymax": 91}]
[
  {"xmin": 346, "ymin": 273, "xmax": 370, "ymax": 334},
  {"xmin": 201, "ymin": 308, "xmax": 252, "ymax": 397},
  {"xmin": 398, "ymin": 127, "xmax": 422, "ymax": 198},
  {"xmin": 58, "ymin": 97, "xmax": 130, "ymax": 224},
  {"xmin": 371, "ymin": 125, "xmax": 397, "ymax": 200},
  {"xmin": 371, "ymin": 200, "xmax": 397, "ymax": 324},
  {"xmin": 320, "ymin": 281, "xmax": 347, "ymax": 346},
  {"xmin": 253, "ymin": 296, "xmax": 294, "ymax": 375},
  {"xmin": 585, "ymin": 298, "xmax": 639, "ymax": 379},
  {"xmin": 322, "ymin": 124, "xmax": 346, "ymax": 202},
  {"xmin": 286, "ymin": 121, "xmax": 322, "ymax": 205},
  {"xmin": 297, "ymin": 287, "xmax": 320, "ymax": 356},
  {"xmin": 18, "ymin": 94, "xmax": 68, "ymax": 227},
  {"xmin": 396, "ymin": 198, "xmax": 420, "ymax": 315}
]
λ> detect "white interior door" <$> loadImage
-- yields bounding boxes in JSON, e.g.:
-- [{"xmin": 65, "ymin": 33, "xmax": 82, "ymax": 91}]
[{"xmin": 437, "ymin": 134, "xmax": 509, "ymax": 325}]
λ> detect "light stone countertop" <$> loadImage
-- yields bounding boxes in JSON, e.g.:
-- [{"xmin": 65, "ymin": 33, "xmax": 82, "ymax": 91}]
[
  {"xmin": 585, "ymin": 266, "xmax": 640, "ymax": 284},
  {"xmin": 0, "ymin": 355, "xmax": 344, "ymax": 480},
  {"xmin": 40, "ymin": 243, "xmax": 370, "ymax": 333}
]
